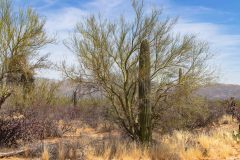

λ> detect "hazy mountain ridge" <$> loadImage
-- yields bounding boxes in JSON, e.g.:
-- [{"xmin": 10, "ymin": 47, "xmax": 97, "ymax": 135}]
[
  {"xmin": 54, "ymin": 79, "xmax": 240, "ymax": 99},
  {"xmin": 197, "ymin": 83, "xmax": 240, "ymax": 99}
]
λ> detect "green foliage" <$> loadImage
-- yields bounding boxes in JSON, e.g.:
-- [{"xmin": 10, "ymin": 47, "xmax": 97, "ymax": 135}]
[
  {"xmin": 63, "ymin": 0, "xmax": 214, "ymax": 142},
  {"xmin": 0, "ymin": 0, "xmax": 53, "ymax": 107},
  {"xmin": 4, "ymin": 80, "xmax": 69, "ymax": 109},
  {"xmin": 154, "ymin": 95, "xmax": 210, "ymax": 133}
]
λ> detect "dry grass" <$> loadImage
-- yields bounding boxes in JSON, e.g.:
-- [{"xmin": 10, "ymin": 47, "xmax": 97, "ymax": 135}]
[
  {"xmin": 2, "ymin": 115, "xmax": 240, "ymax": 160},
  {"xmin": 41, "ymin": 145, "xmax": 49, "ymax": 160},
  {"xmin": 159, "ymin": 130, "xmax": 237, "ymax": 160},
  {"xmin": 86, "ymin": 141, "xmax": 150, "ymax": 160},
  {"xmin": 58, "ymin": 142, "xmax": 65, "ymax": 160},
  {"xmin": 219, "ymin": 114, "xmax": 234, "ymax": 124},
  {"xmin": 154, "ymin": 115, "xmax": 239, "ymax": 160},
  {"xmin": 84, "ymin": 130, "xmax": 238, "ymax": 160},
  {"xmin": 84, "ymin": 115, "xmax": 240, "ymax": 160}
]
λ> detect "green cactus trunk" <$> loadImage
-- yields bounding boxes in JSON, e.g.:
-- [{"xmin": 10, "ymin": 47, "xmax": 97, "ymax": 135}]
[
  {"xmin": 138, "ymin": 40, "xmax": 152, "ymax": 145},
  {"xmin": 73, "ymin": 90, "xmax": 77, "ymax": 107},
  {"xmin": 178, "ymin": 68, "xmax": 182, "ymax": 84}
]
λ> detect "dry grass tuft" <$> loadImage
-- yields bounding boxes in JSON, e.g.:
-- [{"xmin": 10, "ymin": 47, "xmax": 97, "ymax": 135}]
[
  {"xmin": 41, "ymin": 146, "xmax": 49, "ymax": 160},
  {"xmin": 83, "ymin": 115, "xmax": 238, "ymax": 160},
  {"xmin": 68, "ymin": 148, "xmax": 77, "ymax": 159},
  {"xmin": 156, "ymin": 117, "xmax": 239, "ymax": 160},
  {"xmin": 86, "ymin": 140, "xmax": 150, "ymax": 160},
  {"xmin": 58, "ymin": 142, "xmax": 65, "ymax": 160},
  {"xmin": 219, "ymin": 115, "xmax": 234, "ymax": 124}
]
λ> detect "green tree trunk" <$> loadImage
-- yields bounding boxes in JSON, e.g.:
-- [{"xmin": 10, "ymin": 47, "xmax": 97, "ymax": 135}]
[{"xmin": 138, "ymin": 40, "xmax": 152, "ymax": 144}]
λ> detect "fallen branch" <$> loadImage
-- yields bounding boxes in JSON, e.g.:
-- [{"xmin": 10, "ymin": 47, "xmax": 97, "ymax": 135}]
[
  {"xmin": 0, "ymin": 136, "xmax": 111, "ymax": 158},
  {"xmin": 0, "ymin": 148, "xmax": 26, "ymax": 158}
]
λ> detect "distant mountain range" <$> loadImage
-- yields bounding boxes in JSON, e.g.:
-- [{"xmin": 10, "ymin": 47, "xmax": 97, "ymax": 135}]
[
  {"xmin": 197, "ymin": 83, "xmax": 240, "ymax": 99},
  {"xmin": 42, "ymin": 78, "xmax": 240, "ymax": 100}
]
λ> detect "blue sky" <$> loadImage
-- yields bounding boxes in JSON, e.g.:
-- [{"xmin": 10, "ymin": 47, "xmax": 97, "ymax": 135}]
[{"xmin": 15, "ymin": 0, "xmax": 240, "ymax": 84}]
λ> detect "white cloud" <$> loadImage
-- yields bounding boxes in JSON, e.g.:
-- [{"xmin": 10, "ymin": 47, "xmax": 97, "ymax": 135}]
[
  {"xmin": 37, "ymin": 0, "xmax": 129, "ymax": 77},
  {"xmin": 174, "ymin": 19, "xmax": 240, "ymax": 84},
  {"xmin": 38, "ymin": 6, "xmax": 88, "ymax": 79},
  {"xmin": 86, "ymin": 0, "xmax": 124, "ymax": 11},
  {"xmin": 35, "ymin": 0, "xmax": 240, "ymax": 84},
  {"xmin": 38, "ymin": 0, "xmax": 129, "ymax": 79},
  {"xmin": 45, "ymin": 7, "xmax": 87, "ymax": 33},
  {"xmin": 175, "ymin": 20, "xmax": 240, "ymax": 47}
]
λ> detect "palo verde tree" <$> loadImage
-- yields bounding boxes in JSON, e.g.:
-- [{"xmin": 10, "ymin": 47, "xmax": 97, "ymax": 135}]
[
  {"xmin": 0, "ymin": 0, "xmax": 53, "ymax": 107},
  {"xmin": 63, "ymin": 0, "xmax": 213, "ymax": 144}
]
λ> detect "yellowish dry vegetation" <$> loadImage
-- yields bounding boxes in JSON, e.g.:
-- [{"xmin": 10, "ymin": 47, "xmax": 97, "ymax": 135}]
[
  {"xmin": 86, "ymin": 141, "xmax": 150, "ymax": 160},
  {"xmin": 2, "ymin": 115, "xmax": 240, "ymax": 160},
  {"xmin": 41, "ymin": 145, "xmax": 49, "ymax": 160},
  {"xmin": 83, "ymin": 115, "xmax": 240, "ymax": 160}
]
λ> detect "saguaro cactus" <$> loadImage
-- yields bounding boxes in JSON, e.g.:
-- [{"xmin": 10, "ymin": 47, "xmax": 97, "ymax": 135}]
[
  {"xmin": 178, "ymin": 68, "xmax": 182, "ymax": 84},
  {"xmin": 72, "ymin": 89, "xmax": 78, "ymax": 107},
  {"xmin": 138, "ymin": 40, "xmax": 152, "ymax": 144}
]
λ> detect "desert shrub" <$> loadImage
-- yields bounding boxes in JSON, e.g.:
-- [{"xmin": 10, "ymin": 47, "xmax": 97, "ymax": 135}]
[
  {"xmin": 0, "ymin": 117, "xmax": 23, "ymax": 146},
  {"xmin": 0, "ymin": 106, "xmax": 64, "ymax": 147},
  {"xmin": 154, "ymin": 96, "xmax": 209, "ymax": 133},
  {"xmin": 154, "ymin": 95, "xmax": 227, "ymax": 134},
  {"xmin": 78, "ymin": 104, "xmax": 108, "ymax": 127},
  {"xmin": 3, "ymin": 80, "xmax": 71, "ymax": 110},
  {"xmin": 24, "ymin": 108, "xmax": 62, "ymax": 138},
  {"xmin": 0, "ymin": 116, "xmax": 42, "ymax": 147}
]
